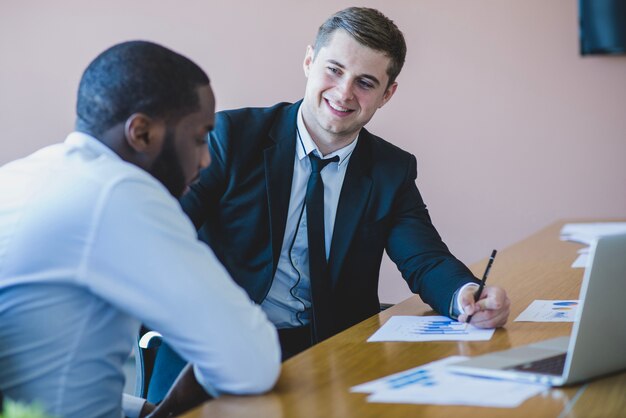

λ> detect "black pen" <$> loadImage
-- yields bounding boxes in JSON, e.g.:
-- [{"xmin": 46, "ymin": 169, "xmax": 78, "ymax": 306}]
[{"xmin": 466, "ymin": 249, "xmax": 497, "ymax": 324}]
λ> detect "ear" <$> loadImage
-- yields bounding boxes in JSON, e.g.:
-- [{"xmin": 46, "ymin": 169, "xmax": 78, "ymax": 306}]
[
  {"xmin": 124, "ymin": 113, "xmax": 165, "ymax": 155},
  {"xmin": 378, "ymin": 82, "xmax": 398, "ymax": 109},
  {"xmin": 303, "ymin": 45, "xmax": 314, "ymax": 77}
]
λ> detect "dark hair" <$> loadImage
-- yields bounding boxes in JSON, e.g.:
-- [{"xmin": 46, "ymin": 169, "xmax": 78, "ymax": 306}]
[
  {"xmin": 76, "ymin": 40, "xmax": 209, "ymax": 137},
  {"xmin": 313, "ymin": 7, "xmax": 407, "ymax": 87}
]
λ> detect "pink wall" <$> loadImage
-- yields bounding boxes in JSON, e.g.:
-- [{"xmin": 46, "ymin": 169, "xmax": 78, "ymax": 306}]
[{"xmin": 2, "ymin": 0, "xmax": 625, "ymax": 303}]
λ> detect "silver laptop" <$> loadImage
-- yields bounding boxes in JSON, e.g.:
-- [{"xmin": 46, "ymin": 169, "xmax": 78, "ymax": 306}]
[{"xmin": 448, "ymin": 232, "xmax": 626, "ymax": 386}]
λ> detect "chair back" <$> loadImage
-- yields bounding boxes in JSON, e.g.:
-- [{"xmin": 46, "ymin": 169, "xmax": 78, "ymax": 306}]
[{"xmin": 134, "ymin": 326, "xmax": 187, "ymax": 403}]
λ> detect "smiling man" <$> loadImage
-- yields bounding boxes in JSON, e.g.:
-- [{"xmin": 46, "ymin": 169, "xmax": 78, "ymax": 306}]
[
  {"xmin": 176, "ymin": 6, "xmax": 511, "ymax": 370},
  {"xmin": 0, "ymin": 41, "xmax": 280, "ymax": 418}
]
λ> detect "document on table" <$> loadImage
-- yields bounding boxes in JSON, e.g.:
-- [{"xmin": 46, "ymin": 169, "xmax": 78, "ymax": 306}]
[
  {"xmin": 367, "ymin": 316, "xmax": 495, "ymax": 342},
  {"xmin": 560, "ymin": 222, "xmax": 626, "ymax": 268},
  {"xmin": 560, "ymin": 222, "xmax": 626, "ymax": 245},
  {"xmin": 514, "ymin": 300, "xmax": 579, "ymax": 322},
  {"xmin": 351, "ymin": 356, "xmax": 548, "ymax": 408},
  {"xmin": 571, "ymin": 247, "xmax": 589, "ymax": 268}
]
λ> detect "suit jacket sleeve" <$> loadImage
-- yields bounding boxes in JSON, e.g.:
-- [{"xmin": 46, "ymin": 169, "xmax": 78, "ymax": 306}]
[
  {"xmin": 180, "ymin": 112, "xmax": 231, "ymax": 230},
  {"xmin": 385, "ymin": 154, "xmax": 479, "ymax": 315}
]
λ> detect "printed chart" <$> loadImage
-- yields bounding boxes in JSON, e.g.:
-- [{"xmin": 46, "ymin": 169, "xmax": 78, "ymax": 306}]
[
  {"xmin": 515, "ymin": 300, "xmax": 579, "ymax": 322},
  {"xmin": 367, "ymin": 315, "xmax": 495, "ymax": 342},
  {"xmin": 351, "ymin": 356, "xmax": 548, "ymax": 408}
]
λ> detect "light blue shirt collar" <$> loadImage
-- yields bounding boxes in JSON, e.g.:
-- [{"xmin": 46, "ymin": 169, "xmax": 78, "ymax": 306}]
[{"xmin": 295, "ymin": 106, "xmax": 358, "ymax": 167}]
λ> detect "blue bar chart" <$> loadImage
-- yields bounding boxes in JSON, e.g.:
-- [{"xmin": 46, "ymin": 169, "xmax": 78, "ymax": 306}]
[
  {"xmin": 368, "ymin": 316, "xmax": 495, "ymax": 342},
  {"xmin": 515, "ymin": 300, "xmax": 579, "ymax": 322},
  {"xmin": 412, "ymin": 319, "xmax": 470, "ymax": 335}
]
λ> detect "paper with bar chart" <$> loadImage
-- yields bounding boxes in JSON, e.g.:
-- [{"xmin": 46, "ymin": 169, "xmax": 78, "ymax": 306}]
[
  {"xmin": 351, "ymin": 356, "xmax": 548, "ymax": 408},
  {"xmin": 514, "ymin": 300, "xmax": 579, "ymax": 322},
  {"xmin": 367, "ymin": 315, "xmax": 495, "ymax": 342}
]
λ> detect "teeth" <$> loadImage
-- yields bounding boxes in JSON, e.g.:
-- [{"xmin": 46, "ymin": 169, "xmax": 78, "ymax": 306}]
[{"xmin": 327, "ymin": 100, "xmax": 350, "ymax": 112}]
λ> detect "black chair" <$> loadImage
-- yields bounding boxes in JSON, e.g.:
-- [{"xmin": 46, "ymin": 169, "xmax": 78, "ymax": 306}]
[
  {"xmin": 379, "ymin": 303, "xmax": 394, "ymax": 311},
  {"xmin": 134, "ymin": 327, "xmax": 186, "ymax": 404}
]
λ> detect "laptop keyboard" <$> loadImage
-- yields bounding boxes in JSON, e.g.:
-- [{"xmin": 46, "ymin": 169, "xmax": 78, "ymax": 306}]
[{"xmin": 508, "ymin": 353, "xmax": 567, "ymax": 376}]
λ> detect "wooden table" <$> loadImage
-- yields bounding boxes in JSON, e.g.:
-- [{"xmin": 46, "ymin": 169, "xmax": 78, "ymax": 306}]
[{"xmin": 182, "ymin": 220, "xmax": 626, "ymax": 417}]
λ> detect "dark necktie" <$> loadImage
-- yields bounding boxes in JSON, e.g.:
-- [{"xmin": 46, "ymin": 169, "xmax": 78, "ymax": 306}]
[{"xmin": 306, "ymin": 153, "xmax": 339, "ymax": 343}]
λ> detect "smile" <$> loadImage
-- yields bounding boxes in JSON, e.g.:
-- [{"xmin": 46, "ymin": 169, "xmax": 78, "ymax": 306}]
[{"xmin": 324, "ymin": 98, "xmax": 354, "ymax": 115}]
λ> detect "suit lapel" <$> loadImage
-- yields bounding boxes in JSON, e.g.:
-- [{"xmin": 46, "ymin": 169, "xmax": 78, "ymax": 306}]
[
  {"xmin": 264, "ymin": 102, "xmax": 300, "ymax": 274},
  {"xmin": 328, "ymin": 131, "xmax": 373, "ymax": 286}
]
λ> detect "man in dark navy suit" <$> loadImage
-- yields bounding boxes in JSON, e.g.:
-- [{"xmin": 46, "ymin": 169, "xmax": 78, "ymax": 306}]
[{"xmin": 178, "ymin": 7, "xmax": 511, "ymax": 362}]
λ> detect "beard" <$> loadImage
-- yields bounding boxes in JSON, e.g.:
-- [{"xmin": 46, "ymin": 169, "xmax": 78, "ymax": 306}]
[{"xmin": 149, "ymin": 127, "xmax": 187, "ymax": 198}]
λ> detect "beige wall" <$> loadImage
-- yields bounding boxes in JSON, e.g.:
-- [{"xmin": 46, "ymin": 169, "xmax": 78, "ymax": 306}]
[{"xmin": 2, "ymin": 0, "xmax": 625, "ymax": 303}]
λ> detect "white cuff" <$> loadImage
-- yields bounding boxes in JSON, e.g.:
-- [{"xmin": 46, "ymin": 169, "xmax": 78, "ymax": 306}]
[
  {"xmin": 122, "ymin": 393, "xmax": 146, "ymax": 418},
  {"xmin": 455, "ymin": 283, "xmax": 480, "ymax": 315}
]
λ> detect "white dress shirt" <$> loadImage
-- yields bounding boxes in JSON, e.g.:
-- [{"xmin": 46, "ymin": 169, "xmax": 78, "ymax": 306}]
[
  {"xmin": 261, "ymin": 107, "xmax": 358, "ymax": 328},
  {"xmin": 0, "ymin": 132, "xmax": 280, "ymax": 418}
]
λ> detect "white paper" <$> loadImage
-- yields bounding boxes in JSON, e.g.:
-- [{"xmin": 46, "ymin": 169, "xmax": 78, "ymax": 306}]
[
  {"xmin": 352, "ymin": 356, "xmax": 548, "ymax": 408},
  {"xmin": 351, "ymin": 356, "xmax": 468, "ymax": 393},
  {"xmin": 571, "ymin": 253, "xmax": 588, "ymax": 268},
  {"xmin": 367, "ymin": 316, "xmax": 495, "ymax": 342},
  {"xmin": 560, "ymin": 222, "xmax": 626, "ymax": 246},
  {"xmin": 514, "ymin": 300, "xmax": 579, "ymax": 322}
]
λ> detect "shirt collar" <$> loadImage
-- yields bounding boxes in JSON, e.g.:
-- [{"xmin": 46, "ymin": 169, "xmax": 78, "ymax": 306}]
[
  {"xmin": 64, "ymin": 131, "xmax": 122, "ymax": 160},
  {"xmin": 296, "ymin": 105, "xmax": 358, "ymax": 167}
]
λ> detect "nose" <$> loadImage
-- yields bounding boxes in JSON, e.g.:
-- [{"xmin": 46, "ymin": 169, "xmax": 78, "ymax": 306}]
[
  {"xmin": 200, "ymin": 145, "xmax": 211, "ymax": 169},
  {"xmin": 336, "ymin": 78, "xmax": 354, "ymax": 101}
]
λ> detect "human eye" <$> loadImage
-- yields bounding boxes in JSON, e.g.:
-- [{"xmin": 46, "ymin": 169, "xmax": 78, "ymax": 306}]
[
  {"xmin": 195, "ymin": 134, "xmax": 208, "ymax": 146},
  {"xmin": 327, "ymin": 66, "xmax": 341, "ymax": 75},
  {"xmin": 357, "ymin": 78, "xmax": 375, "ymax": 90}
]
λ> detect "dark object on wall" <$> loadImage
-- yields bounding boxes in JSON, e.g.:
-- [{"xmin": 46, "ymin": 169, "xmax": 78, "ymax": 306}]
[{"xmin": 580, "ymin": 0, "xmax": 626, "ymax": 55}]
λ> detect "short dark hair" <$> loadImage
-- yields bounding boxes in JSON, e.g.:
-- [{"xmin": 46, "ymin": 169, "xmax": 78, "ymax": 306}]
[
  {"xmin": 76, "ymin": 40, "xmax": 210, "ymax": 137},
  {"xmin": 313, "ymin": 7, "xmax": 407, "ymax": 87}
]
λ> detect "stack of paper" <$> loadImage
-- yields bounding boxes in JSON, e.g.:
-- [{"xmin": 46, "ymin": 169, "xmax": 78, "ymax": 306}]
[
  {"xmin": 351, "ymin": 357, "xmax": 548, "ymax": 408},
  {"xmin": 560, "ymin": 222, "xmax": 626, "ymax": 268},
  {"xmin": 560, "ymin": 222, "xmax": 626, "ymax": 245}
]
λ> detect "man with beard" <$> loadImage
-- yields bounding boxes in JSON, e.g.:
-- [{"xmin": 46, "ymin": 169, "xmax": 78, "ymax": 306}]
[{"xmin": 0, "ymin": 41, "xmax": 280, "ymax": 418}]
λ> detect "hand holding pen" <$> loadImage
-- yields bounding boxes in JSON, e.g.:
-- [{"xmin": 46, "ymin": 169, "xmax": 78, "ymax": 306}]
[{"xmin": 466, "ymin": 249, "xmax": 499, "ymax": 325}]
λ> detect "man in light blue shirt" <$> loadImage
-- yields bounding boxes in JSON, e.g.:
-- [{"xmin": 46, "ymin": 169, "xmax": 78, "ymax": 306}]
[{"xmin": 0, "ymin": 41, "xmax": 280, "ymax": 418}]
